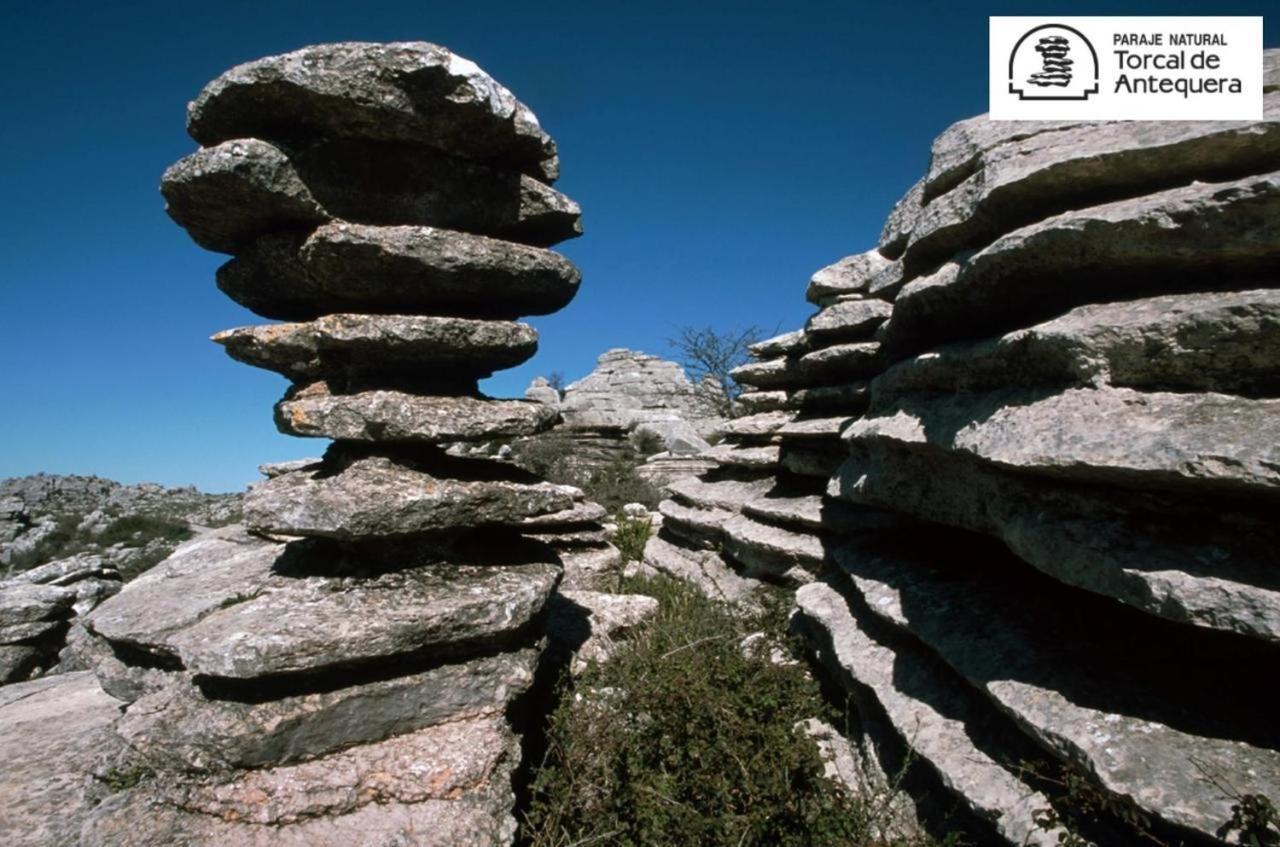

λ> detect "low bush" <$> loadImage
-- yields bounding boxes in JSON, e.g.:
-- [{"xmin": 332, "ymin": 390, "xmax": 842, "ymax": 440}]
[
  {"xmin": 611, "ymin": 513, "xmax": 652, "ymax": 564},
  {"xmin": 97, "ymin": 514, "xmax": 191, "ymax": 548},
  {"xmin": 521, "ymin": 575, "xmax": 932, "ymax": 847}
]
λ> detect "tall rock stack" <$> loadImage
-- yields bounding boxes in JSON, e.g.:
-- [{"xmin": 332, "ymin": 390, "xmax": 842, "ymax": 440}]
[
  {"xmin": 648, "ymin": 53, "xmax": 1280, "ymax": 845},
  {"xmin": 79, "ymin": 43, "xmax": 586, "ymax": 846}
]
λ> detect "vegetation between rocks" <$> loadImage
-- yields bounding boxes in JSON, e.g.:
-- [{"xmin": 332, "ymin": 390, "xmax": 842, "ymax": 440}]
[{"xmin": 521, "ymin": 575, "xmax": 934, "ymax": 846}]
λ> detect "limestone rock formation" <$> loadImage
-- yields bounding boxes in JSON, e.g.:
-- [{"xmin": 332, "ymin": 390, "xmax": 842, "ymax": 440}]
[
  {"xmin": 648, "ymin": 51, "xmax": 1280, "ymax": 845},
  {"xmin": 517, "ymin": 348, "xmax": 725, "ymax": 491},
  {"xmin": 0, "ymin": 41, "xmax": 610, "ymax": 847}
]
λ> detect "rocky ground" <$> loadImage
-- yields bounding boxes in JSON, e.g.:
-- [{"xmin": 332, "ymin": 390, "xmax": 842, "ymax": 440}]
[{"xmin": 0, "ymin": 475, "xmax": 243, "ymax": 685}]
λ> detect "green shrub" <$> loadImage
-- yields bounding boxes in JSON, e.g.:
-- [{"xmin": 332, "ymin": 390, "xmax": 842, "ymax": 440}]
[
  {"xmin": 522, "ymin": 576, "xmax": 931, "ymax": 847},
  {"xmin": 582, "ymin": 457, "xmax": 660, "ymax": 513},
  {"xmin": 4, "ymin": 513, "xmax": 82, "ymax": 573},
  {"xmin": 612, "ymin": 514, "xmax": 652, "ymax": 564},
  {"xmin": 97, "ymin": 514, "xmax": 191, "ymax": 548}
]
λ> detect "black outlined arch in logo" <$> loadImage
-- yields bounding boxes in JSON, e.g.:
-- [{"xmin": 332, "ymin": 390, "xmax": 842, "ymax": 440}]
[{"xmin": 1008, "ymin": 23, "xmax": 1099, "ymax": 100}]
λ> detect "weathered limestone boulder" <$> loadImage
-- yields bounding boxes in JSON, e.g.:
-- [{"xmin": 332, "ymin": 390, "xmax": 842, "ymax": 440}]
[
  {"xmin": 219, "ymin": 222, "xmax": 581, "ymax": 321},
  {"xmin": 185, "ymin": 42, "xmax": 559, "ymax": 181},
  {"xmin": 163, "ymin": 137, "xmax": 580, "ymax": 253},
  {"xmin": 882, "ymin": 169, "xmax": 1280, "ymax": 357},
  {"xmin": 26, "ymin": 41, "xmax": 592, "ymax": 847},
  {"xmin": 214, "ymin": 313, "xmax": 539, "ymax": 383},
  {"xmin": 276, "ymin": 387, "xmax": 558, "ymax": 443}
]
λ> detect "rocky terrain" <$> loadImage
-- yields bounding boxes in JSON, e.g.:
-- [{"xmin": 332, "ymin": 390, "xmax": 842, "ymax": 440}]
[
  {"xmin": 518, "ymin": 348, "xmax": 723, "ymax": 490},
  {"xmin": 0, "ymin": 42, "xmax": 659, "ymax": 847},
  {"xmin": 645, "ymin": 51, "xmax": 1280, "ymax": 845},
  {"xmin": 0, "ymin": 475, "xmax": 242, "ymax": 684}
]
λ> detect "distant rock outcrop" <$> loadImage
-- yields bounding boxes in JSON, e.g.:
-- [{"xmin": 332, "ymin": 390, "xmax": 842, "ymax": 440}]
[
  {"xmin": 521, "ymin": 348, "xmax": 724, "ymax": 490},
  {"xmin": 647, "ymin": 53, "xmax": 1280, "ymax": 845}
]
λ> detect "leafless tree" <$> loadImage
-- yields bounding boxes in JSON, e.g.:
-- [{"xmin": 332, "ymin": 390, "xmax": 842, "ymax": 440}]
[
  {"xmin": 546, "ymin": 371, "xmax": 567, "ymax": 396},
  {"xmin": 668, "ymin": 324, "xmax": 769, "ymax": 417}
]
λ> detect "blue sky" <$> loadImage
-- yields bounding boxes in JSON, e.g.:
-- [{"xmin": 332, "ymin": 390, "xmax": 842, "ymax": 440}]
[{"xmin": 1, "ymin": 0, "xmax": 1275, "ymax": 492}]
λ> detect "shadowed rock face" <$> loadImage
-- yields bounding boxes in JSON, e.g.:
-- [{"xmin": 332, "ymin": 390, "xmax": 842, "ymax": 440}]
[
  {"xmin": 0, "ymin": 40, "xmax": 626, "ymax": 847},
  {"xmin": 648, "ymin": 46, "xmax": 1280, "ymax": 847}
]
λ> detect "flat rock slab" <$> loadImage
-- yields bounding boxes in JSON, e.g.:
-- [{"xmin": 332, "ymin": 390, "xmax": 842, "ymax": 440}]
[
  {"xmin": 0, "ymin": 671, "xmax": 124, "ymax": 847},
  {"xmin": 95, "ymin": 530, "xmax": 558, "ymax": 679},
  {"xmin": 851, "ymin": 386, "xmax": 1280, "ymax": 498},
  {"xmin": 830, "ymin": 443, "xmax": 1280, "ymax": 642},
  {"xmin": 667, "ymin": 476, "xmax": 774, "ymax": 512},
  {"xmin": 87, "ymin": 528, "xmax": 284, "ymax": 659},
  {"xmin": 113, "ymin": 647, "xmax": 537, "ymax": 774},
  {"xmin": 836, "ymin": 534, "xmax": 1280, "ymax": 842},
  {"xmin": 244, "ymin": 451, "xmax": 575, "ymax": 539},
  {"xmin": 164, "ymin": 138, "xmax": 580, "ymax": 253},
  {"xmin": 748, "ymin": 329, "xmax": 810, "ymax": 358},
  {"xmin": 0, "ymin": 582, "xmax": 75, "ymax": 624},
  {"xmin": 717, "ymin": 410, "xmax": 796, "ymax": 440},
  {"xmin": 883, "ymin": 170, "xmax": 1280, "ymax": 357},
  {"xmin": 805, "ymin": 250, "xmax": 889, "ymax": 303},
  {"xmin": 220, "ymin": 222, "xmax": 581, "ymax": 321},
  {"xmin": 277, "ymin": 388, "xmax": 558, "ymax": 444},
  {"xmin": 701, "ymin": 443, "xmax": 781, "ymax": 471},
  {"xmin": 160, "ymin": 139, "xmax": 326, "ymax": 253},
  {"xmin": 872, "ymin": 288, "xmax": 1280, "ymax": 401},
  {"xmin": 805, "ymin": 298, "xmax": 893, "ymax": 343},
  {"xmin": 794, "ymin": 582, "xmax": 1061, "ymax": 846},
  {"xmin": 903, "ymin": 104, "xmax": 1280, "ymax": 276},
  {"xmin": 642, "ymin": 533, "xmax": 760, "ymax": 607},
  {"xmin": 215, "ymin": 313, "xmax": 538, "ymax": 383},
  {"xmin": 721, "ymin": 513, "xmax": 825, "ymax": 577},
  {"xmin": 186, "ymin": 41, "xmax": 558, "ymax": 181},
  {"xmin": 83, "ymin": 713, "xmax": 520, "ymax": 847},
  {"xmin": 731, "ymin": 347, "xmax": 884, "ymax": 392},
  {"xmin": 658, "ymin": 498, "xmax": 734, "ymax": 547}
]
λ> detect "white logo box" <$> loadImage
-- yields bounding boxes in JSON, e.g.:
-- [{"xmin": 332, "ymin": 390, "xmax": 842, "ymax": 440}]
[{"xmin": 990, "ymin": 16, "xmax": 1263, "ymax": 121}]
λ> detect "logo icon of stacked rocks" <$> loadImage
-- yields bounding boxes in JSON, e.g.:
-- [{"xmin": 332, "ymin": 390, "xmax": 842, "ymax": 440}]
[
  {"xmin": 79, "ymin": 42, "xmax": 590, "ymax": 845},
  {"xmin": 1028, "ymin": 34, "xmax": 1072, "ymax": 87}
]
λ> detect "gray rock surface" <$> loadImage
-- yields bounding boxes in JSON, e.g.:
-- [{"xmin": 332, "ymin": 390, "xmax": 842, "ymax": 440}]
[
  {"xmin": 186, "ymin": 41, "xmax": 559, "ymax": 181},
  {"xmin": 804, "ymin": 251, "xmax": 888, "ymax": 304},
  {"xmin": 884, "ymin": 170, "xmax": 1280, "ymax": 356},
  {"xmin": 830, "ymin": 446, "xmax": 1280, "ymax": 642},
  {"xmin": 161, "ymin": 138, "xmax": 327, "ymax": 253},
  {"xmin": 903, "ymin": 104, "xmax": 1280, "ymax": 276},
  {"xmin": 873, "ymin": 288, "xmax": 1280, "ymax": 401},
  {"xmin": 220, "ymin": 222, "xmax": 581, "ymax": 321},
  {"xmin": 851, "ymin": 386, "xmax": 1280, "ymax": 497},
  {"xmin": 113, "ymin": 649, "xmax": 537, "ymax": 773},
  {"xmin": 215, "ymin": 313, "xmax": 539, "ymax": 383},
  {"xmin": 163, "ymin": 137, "xmax": 580, "ymax": 253},
  {"xmin": 835, "ymin": 534, "xmax": 1280, "ymax": 843},
  {"xmin": 795, "ymin": 582, "xmax": 1062, "ymax": 846},
  {"xmin": 91, "ymin": 531, "xmax": 557, "ymax": 679},
  {"xmin": 244, "ymin": 451, "xmax": 575, "ymax": 539},
  {"xmin": 805, "ymin": 298, "xmax": 893, "ymax": 343},
  {"xmin": 545, "ymin": 590, "xmax": 658, "ymax": 675},
  {"xmin": 0, "ymin": 671, "xmax": 124, "ymax": 847},
  {"xmin": 84, "ymin": 714, "xmax": 522, "ymax": 847},
  {"xmin": 277, "ymin": 387, "xmax": 558, "ymax": 443}
]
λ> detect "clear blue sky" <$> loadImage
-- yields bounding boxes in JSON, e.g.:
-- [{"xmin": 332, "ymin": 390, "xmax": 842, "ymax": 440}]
[{"xmin": 1, "ymin": 1, "xmax": 1274, "ymax": 492}]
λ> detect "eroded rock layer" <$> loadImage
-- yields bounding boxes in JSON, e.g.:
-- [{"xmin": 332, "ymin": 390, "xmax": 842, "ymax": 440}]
[
  {"xmin": 647, "ymin": 53, "xmax": 1280, "ymax": 845},
  {"xmin": 0, "ymin": 42, "xmax": 618, "ymax": 847}
]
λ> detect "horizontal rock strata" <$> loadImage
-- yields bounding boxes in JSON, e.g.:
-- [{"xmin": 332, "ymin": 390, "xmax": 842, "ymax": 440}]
[{"xmin": 650, "ymin": 53, "xmax": 1280, "ymax": 844}]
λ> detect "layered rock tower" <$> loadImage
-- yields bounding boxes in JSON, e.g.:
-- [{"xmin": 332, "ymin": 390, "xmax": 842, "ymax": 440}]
[
  {"xmin": 79, "ymin": 42, "xmax": 590, "ymax": 845},
  {"xmin": 646, "ymin": 55, "xmax": 1280, "ymax": 844}
]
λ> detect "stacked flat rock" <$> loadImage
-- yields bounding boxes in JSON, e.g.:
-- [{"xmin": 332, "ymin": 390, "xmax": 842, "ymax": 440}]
[
  {"xmin": 73, "ymin": 43, "xmax": 585, "ymax": 847},
  {"xmin": 651, "ymin": 52, "xmax": 1280, "ymax": 845}
]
